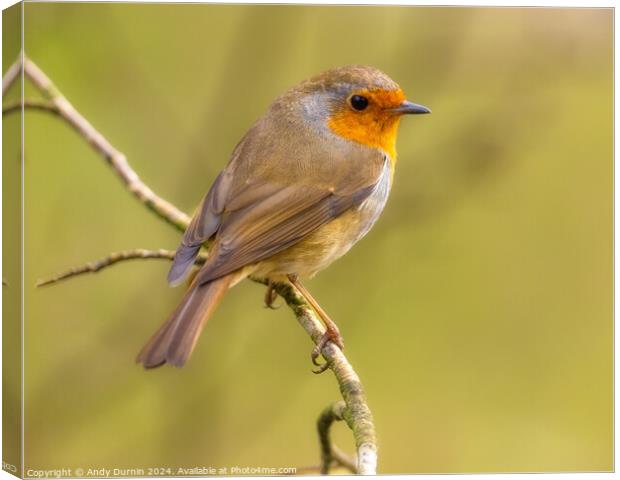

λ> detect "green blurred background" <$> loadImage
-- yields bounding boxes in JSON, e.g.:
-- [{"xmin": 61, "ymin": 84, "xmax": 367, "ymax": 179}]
[{"xmin": 3, "ymin": 4, "xmax": 612, "ymax": 474}]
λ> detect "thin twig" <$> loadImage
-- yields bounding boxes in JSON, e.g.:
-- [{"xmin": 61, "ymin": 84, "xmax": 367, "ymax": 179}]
[
  {"xmin": 294, "ymin": 447, "xmax": 356, "ymax": 476},
  {"xmin": 2, "ymin": 55, "xmax": 21, "ymax": 96},
  {"xmin": 35, "ymin": 249, "xmax": 208, "ymax": 287},
  {"xmin": 331, "ymin": 445, "xmax": 358, "ymax": 473},
  {"xmin": 3, "ymin": 98, "xmax": 59, "ymax": 116},
  {"xmin": 11, "ymin": 55, "xmax": 379, "ymax": 474},
  {"xmin": 317, "ymin": 401, "xmax": 357, "ymax": 474},
  {"xmin": 21, "ymin": 57, "xmax": 191, "ymax": 232}
]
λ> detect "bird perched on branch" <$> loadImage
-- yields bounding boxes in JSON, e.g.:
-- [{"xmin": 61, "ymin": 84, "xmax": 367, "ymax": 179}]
[{"xmin": 137, "ymin": 65, "xmax": 430, "ymax": 372}]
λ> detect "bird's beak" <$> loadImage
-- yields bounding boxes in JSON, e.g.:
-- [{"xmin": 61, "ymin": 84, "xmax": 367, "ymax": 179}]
[{"xmin": 390, "ymin": 100, "xmax": 431, "ymax": 115}]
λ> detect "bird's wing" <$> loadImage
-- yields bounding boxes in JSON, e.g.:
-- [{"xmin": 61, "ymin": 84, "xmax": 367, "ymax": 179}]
[
  {"xmin": 194, "ymin": 179, "xmax": 379, "ymax": 283},
  {"xmin": 167, "ymin": 169, "xmax": 234, "ymax": 285}
]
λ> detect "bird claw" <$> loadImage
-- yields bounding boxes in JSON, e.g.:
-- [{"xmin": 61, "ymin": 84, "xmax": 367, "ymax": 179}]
[
  {"xmin": 312, "ymin": 361, "xmax": 330, "ymax": 375},
  {"xmin": 285, "ymin": 274, "xmax": 345, "ymax": 375},
  {"xmin": 310, "ymin": 330, "xmax": 345, "ymax": 374},
  {"xmin": 264, "ymin": 282, "xmax": 281, "ymax": 309}
]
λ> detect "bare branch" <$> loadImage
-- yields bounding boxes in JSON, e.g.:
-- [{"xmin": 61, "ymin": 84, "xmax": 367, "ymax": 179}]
[
  {"xmin": 22, "ymin": 57, "xmax": 191, "ymax": 232},
  {"xmin": 36, "ymin": 249, "xmax": 210, "ymax": 287},
  {"xmin": 294, "ymin": 446, "xmax": 356, "ymax": 476},
  {"xmin": 271, "ymin": 281, "xmax": 378, "ymax": 474},
  {"xmin": 36, "ymin": 249, "xmax": 176, "ymax": 287},
  {"xmin": 318, "ymin": 401, "xmax": 347, "ymax": 473},
  {"xmin": 331, "ymin": 445, "xmax": 358, "ymax": 474},
  {"xmin": 317, "ymin": 401, "xmax": 357, "ymax": 474},
  {"xmin": 2, "ymin": 55, "xmax": 22, "ymax": 96},
  {"xmin": 3, "ymin": 98, "xmax": 59, "ymax": 116}
]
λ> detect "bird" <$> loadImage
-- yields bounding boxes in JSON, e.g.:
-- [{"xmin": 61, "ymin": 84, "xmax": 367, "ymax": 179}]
[{"xmin": 136, "ymin": 65, "xmax": 430, "ymax": 372}]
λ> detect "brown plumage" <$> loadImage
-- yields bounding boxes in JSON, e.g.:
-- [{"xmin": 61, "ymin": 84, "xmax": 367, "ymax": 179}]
[{"xmin": 137, "ymin": 65, "xmax": 430, "ymax": 369}]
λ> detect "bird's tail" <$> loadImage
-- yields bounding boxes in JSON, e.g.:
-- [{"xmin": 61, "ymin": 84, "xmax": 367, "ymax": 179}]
[{"xmin": 136, "ymin": 273, "xmax": 235, "ymax": 369}]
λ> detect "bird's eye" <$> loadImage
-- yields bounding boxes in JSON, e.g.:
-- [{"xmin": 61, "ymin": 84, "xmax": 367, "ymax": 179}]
[{"xmin": 350, "ymin": 95, "xmax": 369, "ymax": 111}]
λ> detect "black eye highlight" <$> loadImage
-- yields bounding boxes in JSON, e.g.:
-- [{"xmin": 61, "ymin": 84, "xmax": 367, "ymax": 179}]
[{"xmin": 350, "ymin": 95, "xmax": 369, "ymax": 111}]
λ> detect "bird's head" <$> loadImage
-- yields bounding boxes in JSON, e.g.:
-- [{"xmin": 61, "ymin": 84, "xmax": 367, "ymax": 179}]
[{"xmin": 292, "ymin": 65, "xmax": 430, "ymax": 159}]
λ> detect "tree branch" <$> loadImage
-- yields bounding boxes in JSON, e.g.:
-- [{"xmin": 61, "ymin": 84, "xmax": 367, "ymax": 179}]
[
  {"xmin": 271, "ymin": 281, "xmax": 378, "ymax": 474},
  {"xmin": 317, "ymin": 401, "xmax": 357, "ymax": 474},
  {"xmin": 3, "ymin": 98, "xmax": 59, "ymax": 116},
  {"xmin": 6, "ymin": 55, "xmax": 378, "ymax": 474},
  {"xmin": 295, "ymin": 442, "xmax": 356, "ymax": 476},
  {"xmin": 2, "ymin": 55, "xmax": 21, "ymax": 96},
  {"xmin": 35, "ymin": 249, "xmax": 207, "ymax": 287}
]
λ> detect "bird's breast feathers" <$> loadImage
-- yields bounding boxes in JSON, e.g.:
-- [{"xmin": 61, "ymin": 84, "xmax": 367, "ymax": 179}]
[{"xmin": 355, "ymin": 155, "xmax": 392, "ymax": 239}]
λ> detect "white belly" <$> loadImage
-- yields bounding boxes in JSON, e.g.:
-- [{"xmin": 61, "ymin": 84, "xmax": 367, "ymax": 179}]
[{"xmin": 353, "ymin": 157, "xmax": 392, "ymax": 243}]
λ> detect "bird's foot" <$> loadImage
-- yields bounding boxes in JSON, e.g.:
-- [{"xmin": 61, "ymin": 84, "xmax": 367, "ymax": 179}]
[
  {"xmin": 285, "ymin": 274, "xmax": 344, "ymax": 374},
  {"xmin": 264, "ymin": 281, "xmax": 281, "ymax": 309},
  {"xmin": 311, "ymin": 328, "xmax": 345, "ymax": 374}
]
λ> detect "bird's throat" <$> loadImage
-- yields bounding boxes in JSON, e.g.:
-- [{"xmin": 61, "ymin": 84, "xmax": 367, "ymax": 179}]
[{"xmin": 328, "ymin": 109, "xmax": 401, "ymax": 161}]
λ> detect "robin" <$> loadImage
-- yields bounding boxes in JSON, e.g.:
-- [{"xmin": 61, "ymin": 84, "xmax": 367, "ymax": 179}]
[{"xmin": 137, "ymin": 65, "xmax": 430, "ymax": 372}]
